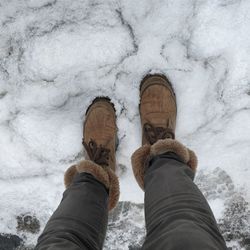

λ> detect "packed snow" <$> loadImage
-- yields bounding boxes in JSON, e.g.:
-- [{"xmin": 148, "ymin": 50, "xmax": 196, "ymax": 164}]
[{"xmin": 0, "ymin": 0, "xmax": 249, "ymax": 248}]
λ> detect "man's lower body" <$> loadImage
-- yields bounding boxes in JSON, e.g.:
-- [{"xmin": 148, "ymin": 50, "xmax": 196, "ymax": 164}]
[
  {"xmin": 35, "ymin": 74, "xmax": 227, "ymax": 249},
  {"xmin": 35, "ymin": 151, "xmax": 227, "ymax": 250},
  {"xmin": 35, "ymin": 173, "xmax": 109, "ymax": 250},
  {"xmin": 142, "ymin": 152, "xmax": 227, "ymax": 249}
]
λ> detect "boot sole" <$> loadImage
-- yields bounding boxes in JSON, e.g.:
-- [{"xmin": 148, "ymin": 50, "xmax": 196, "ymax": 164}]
[{"xmin": 84, "ymin": 97, "xmax": 119, "ymax": 150}]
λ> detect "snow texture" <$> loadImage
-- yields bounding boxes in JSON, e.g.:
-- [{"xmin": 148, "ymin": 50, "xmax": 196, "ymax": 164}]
[{"xmin": 0, "ymin": 0, "xmax": 250, "ymax": 248}]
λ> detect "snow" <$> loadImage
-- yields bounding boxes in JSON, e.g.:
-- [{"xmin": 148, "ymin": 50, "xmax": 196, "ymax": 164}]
[
  {"xmin": 22, "ymin": 26, "xmax": 133, "ymax": 80},
  {"xmin": 0, "ymin": 0, "xmax": 249, "ymax": 247}
]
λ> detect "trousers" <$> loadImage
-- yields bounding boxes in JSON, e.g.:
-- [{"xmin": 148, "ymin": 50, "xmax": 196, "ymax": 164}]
[{"xmin": 35, "ymin": 152, "xmax": 227, "ymax": 250}]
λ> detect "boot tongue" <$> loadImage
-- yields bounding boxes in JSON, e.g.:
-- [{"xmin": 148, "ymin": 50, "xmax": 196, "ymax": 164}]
[
  {"xmin": 82, "ymin": 139, "xmax": 110, "ymax": 167},
  {"xmin": 143, "ymin": 123, "xmax": 175, "ymax": 145}
]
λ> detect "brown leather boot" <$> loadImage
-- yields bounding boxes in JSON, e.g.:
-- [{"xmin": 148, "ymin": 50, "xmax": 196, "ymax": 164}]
[
  {"xmin": 131, "ymin": 74, "xmax": 197, "ymax": 191},
  {"xmin": 82, "ymin": 97, "xmax": 117, "ymax": 171},
  {"xmin": 64, "ymin": 97, "xmax": 119, "ymax": 211},
  {"xmin": 140, "ymin": 74, "xmax": 177, "ymax": 145}
]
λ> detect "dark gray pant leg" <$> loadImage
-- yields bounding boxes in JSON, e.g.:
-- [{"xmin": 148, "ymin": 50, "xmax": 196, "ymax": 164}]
[
  {"xmin": 35, "ymin": 173, "xmax": 109, "ymax": 250},
  {"xmin": 143, "ymin": 152, "xmax": 227, "ymax": 250}
]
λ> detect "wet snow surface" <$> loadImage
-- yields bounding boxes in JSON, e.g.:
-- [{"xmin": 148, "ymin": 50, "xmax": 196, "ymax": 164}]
[{"xmin": 0, "ymin": 0, "xmax": 250, "ymax": 249}]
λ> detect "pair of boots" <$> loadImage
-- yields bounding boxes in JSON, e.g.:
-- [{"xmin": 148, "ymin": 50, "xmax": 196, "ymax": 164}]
[{"xmin": 64, "ymin": 74, "xmax": 197, "ymax": 210}]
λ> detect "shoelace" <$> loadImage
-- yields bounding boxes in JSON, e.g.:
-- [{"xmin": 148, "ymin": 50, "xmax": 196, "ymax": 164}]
[
  {"xmin": 144, "ymin": 123, "xmax": 175, "ymax": 145},
  {"xmin": 82, "ymin": 139, "xmax": 110, "ymax": 166}
]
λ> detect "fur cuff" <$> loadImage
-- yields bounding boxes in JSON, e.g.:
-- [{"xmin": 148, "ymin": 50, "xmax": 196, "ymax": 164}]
[
  {"xmin": 131, "ymin": 139, "xmax": 198, "ymax": 190},
  {"xmin": 64, "ymin": 160, "xmax": 119, "ymax": 211}
]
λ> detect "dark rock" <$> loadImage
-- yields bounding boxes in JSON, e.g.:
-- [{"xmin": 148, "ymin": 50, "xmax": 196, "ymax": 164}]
[
  {"xmin": 244, "ymin": 237, "xmax": 250, "ymax": 245},
  {"xmin": 243, "ymin": 238, "xmax": 250, "ymax": 250},
  {"xmin": 0, "ymin": 234, "xmax": 23, "ymax": 250},
  {"xmin": 196, "ymin": 168, "xmax": 250, "ymax": 249},
  {"xmin": 16, "ymin": 214, "xmax": 40, "ymax": 234},
  {"xmin": 218, "ymin": 195, "xmax": 250, "ymax": 244},
  {"xmin": 17, "ymin": 246, "xmax": 34, "ymax": 250}
]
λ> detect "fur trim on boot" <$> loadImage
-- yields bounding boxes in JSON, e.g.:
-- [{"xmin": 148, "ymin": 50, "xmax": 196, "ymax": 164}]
[
  {"xmin": 131, "ymin": 139, "xmax": 198, "ymax": 190},
  {"xmin": 64, "ymin": 160, "xmax": 119, "ymax": 211}
]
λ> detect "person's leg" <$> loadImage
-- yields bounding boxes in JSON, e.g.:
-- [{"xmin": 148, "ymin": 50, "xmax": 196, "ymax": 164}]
[
  {"xmin": 35, "ymin": 172, "xmax": 109, "ymax": 250},
  {"xmin": 131, "ymin": 74, "xmax": 227, "ymax": 249},
  {"xmin": 35, "ymin": 98, "xmax": 119, "ymax": 250},
  {"xmin": 143, "ymin": 151, "xmax": 227, "ymax": 250}
]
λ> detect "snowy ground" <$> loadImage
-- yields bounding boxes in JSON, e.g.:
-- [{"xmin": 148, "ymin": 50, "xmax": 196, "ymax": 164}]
[{"xmin": 0, "ymin": 0, "xmax": 250, "ymax": 248}]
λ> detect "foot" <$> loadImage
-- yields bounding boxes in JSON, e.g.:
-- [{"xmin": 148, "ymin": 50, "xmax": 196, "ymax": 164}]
[
  {"xmin": 83, "ymin": 97, "xmax": 117, "ymax": 171},
  {"xmin": 139, "ymin": 74, "xmax": 177, "ymax": 145}
]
